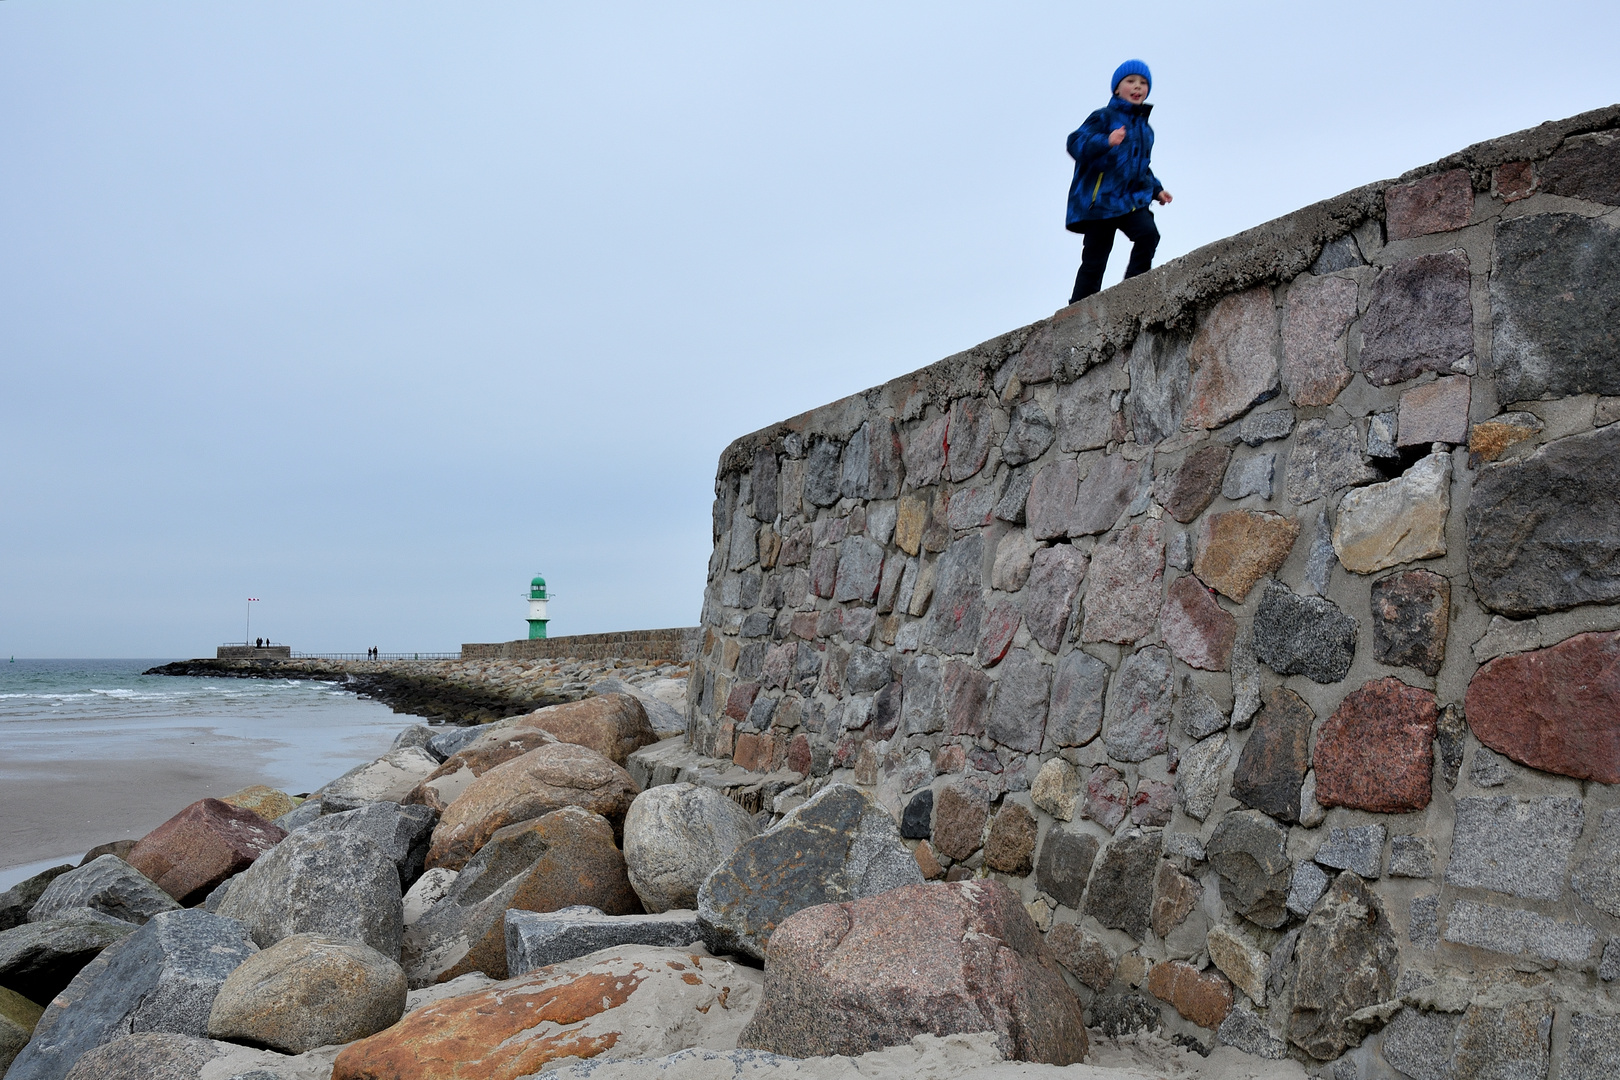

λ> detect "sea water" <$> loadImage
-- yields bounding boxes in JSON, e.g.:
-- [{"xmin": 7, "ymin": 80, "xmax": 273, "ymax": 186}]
[{"xmin": 0, "ymin": 658, "xmax": 408, "ymax": 890}]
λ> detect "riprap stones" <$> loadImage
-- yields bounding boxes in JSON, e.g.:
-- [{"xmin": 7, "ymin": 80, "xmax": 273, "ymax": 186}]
[
  {"xmin": 622, "ymin": 783, "xmax": 759, "ymax": 913},
  {"xmin": 697, "ymin": 784, "xmax": 922, "ymax": 960},
  {"xmin": 738, "ymin": 880, "xmax": 1087, "ymax": 1064}
]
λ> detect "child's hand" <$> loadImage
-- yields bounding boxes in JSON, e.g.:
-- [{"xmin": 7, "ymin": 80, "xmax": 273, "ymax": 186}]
[
  {"xmin": 1108, "ymin": 127, "xmax": 1126, "ymax": 147},
  {"xmin": 1155, "ymin": 190, "xmax": 1173, "ymax": 205}
]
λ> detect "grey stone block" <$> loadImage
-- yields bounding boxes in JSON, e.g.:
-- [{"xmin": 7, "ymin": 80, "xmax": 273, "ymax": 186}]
[
  {"xmin": 1044, "ymin": 648, "xmax": 1108, "ymax": 749},
  {"xmin": 1175, "ymin": 733, "xmax": 1230, "ymax": 823},
  {"xmin": 0, "ymin": 867, "xmax": 75, "ymax": 934},
  {"xmin": 1388, "ymin": 835, "xmax": 1435, "ymax": 879},
  {"xmin": 0, "ymin": 917, "xmax": 137, "ymax": 1008},
  {"xmin": 296, "ymin": 801, "xmax": 438, "ymax": 889},
  {"xmin": 505, "ymin": 907, "xmax": 702, "ymax": 977},
  {"xmin": 1314, "ymin": 825, "xmax": 1386, "ymax": 879},
  {"xmin": 1217, "ymin": 1005, "xmax": 1288, "ymax": 1059},
  {"xmin": 1442, "ymin": 899, "xmax": 1596, "ymax": 963},
  {"xmin": 1239, "ymin": 410, "xmax": 1296, "ymax": 446},
  {"xmin": 1311, "ymin": 235, "xmax": 1362, "ymax": 274},
  {"xmin": 1566, "ymin": 1013, "xmax": 1620, "ymax": 1080},
  {"xmin": 1285, "ymin": 418, "xmax": 1378, "ymax": 504},
  {"xmin": 273, "ymin": 799, "xmax": 323, "ymax": 833},
  {"xmin": 1301, "ymin": 506, "xmax": 1335, "ymax": 597},
  {"xmin": 1572, "ymin": 808, "xmax": 1620, "ymax": 918},
  {"xmin": 985, "ymin": 649, "xmax": 1051, "ymax": 754},
  {"xmin": 1221, "ymin": 448, "xmax": 1275, "ymax": 501},
  {"xmin": 1286, "ymin": 861, "xmax": 1331, "ymax": 919},
  {"xmin": 697, "ymin": 784, "xmax": 921, "ymax": 961},
  {"xmin": 1468, "ymin": 747, "xmax": 1511, "ymax": 788},
  {"xmin": 1367, "ymin": 410, "xmax": 1398, "ymax": 458},
  {"xmin": 1381, "ymin": 1006, "xmax": 1458, "ymax": 1080},
  {"xmin": 28, "ymin": 856, "xmax": 180, "ymax": 927},
  {"xmin": 1082, "ymin": 830, "xmax": 1160, "ymax": 940},
  {"xmin": 216, "ymin": 828, "xmax": 403, "ymax": 960},
  {"xmin": 1409, "ymin": 895, "xmax": 1439, "ymax": 949},
  {"xmin": 4, "ymin": 910, "xmax": 256, "ymax": 1080},
  {"xmin": 1173, "ymin": 673, "xmax": 1227, "ymax": 740},
  {"xmin": 1035, "ymin": 825, "xmax": 1099, "ymax": 911},
  {"xmin": 1602, "ymin": 937, "xmax": 1620, "ymax": 982},
  {"xmin": 1163, "ymin": 832, "xmax": 1205, "ymax": 863},
  {"xmin": 1086, "ymin": 991, "xmax": 1162, "ymax": 1038},
  {"xmin": 1252, "ymin": 580, "xmax": 1356, "ymax": 684},
  {"xmin": 1445, "ymin": 796, "xmax": 1584, "ymax": 901},
  {"xmin": 1002, "ymin": 401, "xmax": 1054, "ymax": 466},
  {"xmin": 1467, "ymin": 425, "xmax": 1620, "ymax": 617},
  {"xmin": 1208, "ymin": 811, "xmax": 1291, "ymax": 928},
  {"xmin": 427, "ymin": 723, "xmax": 487, "ymax": 760},
  {"xmin": 1102, "ymin": 645, "xmax": 1171, "ymax": 763},
  {"xmin": 390, "ymin": 724, "xmax": 443, "ymax": 759},
  {"xmin": 803, "ymin": 438, "xmax": 842, "ymax": 507}
]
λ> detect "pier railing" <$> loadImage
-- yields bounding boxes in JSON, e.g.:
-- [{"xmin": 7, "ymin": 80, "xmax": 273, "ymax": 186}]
[{"xmin": 289, "ymin": 651, "xmax": 463, "ymax": 661}]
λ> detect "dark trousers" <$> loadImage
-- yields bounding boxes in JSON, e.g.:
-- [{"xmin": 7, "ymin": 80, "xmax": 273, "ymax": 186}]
[{"xmin": 1069, "ymin": 207, "xmax": 1160, "ymax": 304}]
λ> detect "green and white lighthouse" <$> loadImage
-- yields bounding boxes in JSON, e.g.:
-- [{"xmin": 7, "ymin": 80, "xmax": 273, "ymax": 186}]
[{"xmin": 526, "ymin": 574, "xmax": 550, "ymax": 639}]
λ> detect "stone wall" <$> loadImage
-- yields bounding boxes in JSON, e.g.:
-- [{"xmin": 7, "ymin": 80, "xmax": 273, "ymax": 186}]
[
  {"xmin": 462, "ymin": 627, "xmax": 701, "ymax": 662},
  {"xmin": 216, "ymin": 645, "xmax": 292, "ymax": 659},
  {"xmin": 680, "ymin": 106, "xmax": 1620, "ymax": 1077}
]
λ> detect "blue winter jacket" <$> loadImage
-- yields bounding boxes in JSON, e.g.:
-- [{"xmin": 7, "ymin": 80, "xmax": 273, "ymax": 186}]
[{"xmin": 1065, "ymin": 97, "xmax": 1163, "ymax": 229}]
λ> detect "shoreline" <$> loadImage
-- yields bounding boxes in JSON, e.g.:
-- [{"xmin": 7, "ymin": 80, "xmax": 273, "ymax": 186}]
[{"xmin": 1, "ymin": 655, "xmax": 691, "ymax": 886}]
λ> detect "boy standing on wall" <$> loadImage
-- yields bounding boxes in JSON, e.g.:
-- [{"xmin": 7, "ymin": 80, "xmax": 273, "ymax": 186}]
[{"xmin": 1065, "ymin": 59, "xmax": 1172, "ymax": 305}]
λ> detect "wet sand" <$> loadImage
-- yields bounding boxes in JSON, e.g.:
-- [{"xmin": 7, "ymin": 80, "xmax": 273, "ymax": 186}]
[{"xmin": 0, "ymin": 668, "xmax": 407, "ymax": 890}]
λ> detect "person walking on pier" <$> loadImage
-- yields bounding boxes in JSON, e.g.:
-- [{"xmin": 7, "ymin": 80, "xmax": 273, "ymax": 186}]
[{"xmin": 1065, "ymin": 59, "xmax": 1172, "ymax": 304}]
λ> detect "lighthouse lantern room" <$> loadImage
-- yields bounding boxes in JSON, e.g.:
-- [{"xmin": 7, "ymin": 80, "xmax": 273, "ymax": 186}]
[{"xmin": 527, "ymin": 575, "xmax": 549, "ymax": 640}]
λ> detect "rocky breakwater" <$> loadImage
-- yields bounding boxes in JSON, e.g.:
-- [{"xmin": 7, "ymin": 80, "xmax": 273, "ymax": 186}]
[
  {"xmin": 0, "ymin": 685, "xmax": 1190, "ymax": 1080},
  {"xmin": 145, "ymin": 656, "xmax": 692, "ymax": 730},
  {"xmin": 681, "ymin": 105, "xmax": 1620, "ymax": 1079}
]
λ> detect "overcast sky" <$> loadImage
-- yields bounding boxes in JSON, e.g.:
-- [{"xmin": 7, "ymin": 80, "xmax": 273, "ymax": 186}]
[{"xmin": 4, "ymin": 2, "xmax": 1617, "ymax": 658}]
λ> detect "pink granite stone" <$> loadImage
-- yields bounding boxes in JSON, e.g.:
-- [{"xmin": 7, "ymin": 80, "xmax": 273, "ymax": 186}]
[
  {"xmin": 1080, "ymin": 518, "xmax": 1165, "ymax": 645},
  {"xmin": 975, "ymin": 599, "xmax": 1023, "ymax": 668},
  {"xmin": 1465, "ymin": 630, "xmax": 1620, "ymax": 784},
  {"xmin": 1397, "ymin": 376, "xmax": 1471, "ymax": 446},
  {"xmin": 1313, "ymin": 677, "xmax": 1438, "ymax": 813},
  {"xmin": 1183, "ymin": 288, "xmax": 1280, "ymax": 431},
  {"xmin": 1385, "ymin": 169, "xmax": 1473, "ymax": 239},
  {"xmin": 1494, "ymin": 161, "xmax": 1536, "ymax": 202},
  {"xmin": 1083, "ymin": 765, "xmax": 1129, "ymax": 831},
  {"xmin": 1028, "ymin": 459, "xmax": 1081, "ymax": 541},
  {"xmin": 1161, "ymin": 574, "xmax": 1237, "ymax": 671},
  {"xmin": 1283, "ymin": 275, "xmax": 1358, "ymax": 407}
]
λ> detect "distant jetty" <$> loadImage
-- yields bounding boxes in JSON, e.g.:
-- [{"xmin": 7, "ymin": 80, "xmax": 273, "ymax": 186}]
[{"xmin": 147, "ymin": 653, "xmax": 686, "ymax": 728}]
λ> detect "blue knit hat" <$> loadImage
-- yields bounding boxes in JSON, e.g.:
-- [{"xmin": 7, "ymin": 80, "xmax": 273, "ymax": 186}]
[{"xmin": 1111, "ymin": 59, "xmax": 1151, "ymax": 95}]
